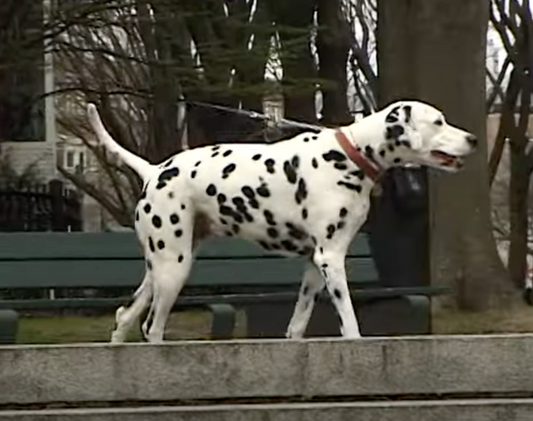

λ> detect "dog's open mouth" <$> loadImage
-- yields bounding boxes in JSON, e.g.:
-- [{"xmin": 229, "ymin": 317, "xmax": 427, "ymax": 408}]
[{"xmin": 430, "ymin": 150, "xmax": 463, "ymax": 168}]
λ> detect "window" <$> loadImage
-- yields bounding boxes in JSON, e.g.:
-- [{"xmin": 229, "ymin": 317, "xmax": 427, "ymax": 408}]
[{"xmin": 66, "ymin": 151, "xmax": 75, "ymax": 168}]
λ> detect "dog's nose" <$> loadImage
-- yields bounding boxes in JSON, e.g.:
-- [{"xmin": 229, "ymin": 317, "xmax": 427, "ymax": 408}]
[{"xmin": 466, "ymin": 134, "xmax": 478, "ymax": 148}]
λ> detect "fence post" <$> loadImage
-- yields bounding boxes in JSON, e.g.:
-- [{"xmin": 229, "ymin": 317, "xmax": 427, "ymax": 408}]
[{"xmin": 49, "ymin": 179, "xmax": 65, "ymax": 231}]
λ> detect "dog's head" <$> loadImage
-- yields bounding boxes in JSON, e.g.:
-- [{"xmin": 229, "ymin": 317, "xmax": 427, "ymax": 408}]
[{"xmin": 376, "ymin": 101, "xmax": 477, "ymax": 172}]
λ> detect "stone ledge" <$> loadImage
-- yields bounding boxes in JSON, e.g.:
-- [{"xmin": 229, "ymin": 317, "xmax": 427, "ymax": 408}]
[
  {"xmin": 1, "ymin": 334, "xmax": 533, "ymax": 405},
  {"xmin": 1, "ymin": 399, "xmax": 533, "ymax": 421}
]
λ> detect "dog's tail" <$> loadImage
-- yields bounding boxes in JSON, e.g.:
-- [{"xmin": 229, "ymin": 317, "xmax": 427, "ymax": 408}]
[{"xmin": 87, "ymin": 103, "xmax": 156, "ymax": 182}]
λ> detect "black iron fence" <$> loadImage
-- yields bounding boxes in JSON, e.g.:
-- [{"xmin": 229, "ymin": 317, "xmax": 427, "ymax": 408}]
[{"xmin": 0, "ymin": 179, "xmax": 82, "ymax": 232}]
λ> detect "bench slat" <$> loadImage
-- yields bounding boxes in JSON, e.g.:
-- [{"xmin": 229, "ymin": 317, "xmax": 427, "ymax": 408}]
[
  {"xmin": 0, "ymin": 257, "xmax": 378, "ymax": 289},
  {"xmin": 0, "ymin": 287, "xmax": 447, "ymax": 310},
  {"xmin": 0, "ymin": 233, "xmax": 372, "ymax": 260}
]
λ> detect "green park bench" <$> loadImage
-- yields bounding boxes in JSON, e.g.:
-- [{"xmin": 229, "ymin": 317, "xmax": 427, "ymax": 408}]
[{"xmin": 0, "ymin": 232, "xmax": 447, "ymax": 344}]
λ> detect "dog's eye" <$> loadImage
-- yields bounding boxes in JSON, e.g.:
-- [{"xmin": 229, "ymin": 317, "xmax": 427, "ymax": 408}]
[{"xmin": 434, "ymin": 119, "xmax": 444, "ymax": 126}]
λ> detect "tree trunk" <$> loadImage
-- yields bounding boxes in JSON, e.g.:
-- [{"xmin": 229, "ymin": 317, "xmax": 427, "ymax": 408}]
[
  {"xmin": 316, "ymin": 0, "xmax": 352, "ymax": 126},
  {"xmin": 377, "ymin": 0, "xmax": 514, "ymax": 310},
  {"xmin": 508, "ymin": 79, "xmax": 532, "ymax": 289},
  {"xmin": 266, "ymin": 0, "xmax": 317, "ymax": 123}
]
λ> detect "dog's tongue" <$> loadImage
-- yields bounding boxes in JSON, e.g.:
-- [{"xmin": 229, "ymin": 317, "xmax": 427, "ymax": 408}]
[{"xmin": 431, "ymin": 150, "xmax": 456, "ymax": 166}]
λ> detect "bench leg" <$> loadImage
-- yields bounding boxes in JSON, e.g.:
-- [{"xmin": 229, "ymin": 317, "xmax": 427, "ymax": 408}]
[
  {"xmin": 404, "ymin": 294, "xmax": 431, "ymax": 334},
  {"xmin": 0, "ymin": 310, "xmax": 19, "ymax": 344},
  {"xmin": 207, "ymin": 304, "xmax": 236, "ymax": 340}
]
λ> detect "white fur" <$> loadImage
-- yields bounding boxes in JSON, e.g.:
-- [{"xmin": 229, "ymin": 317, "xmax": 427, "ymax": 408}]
[{"xmin": 87, "ymin": 101, "xmax": 476, "ymax": 343}]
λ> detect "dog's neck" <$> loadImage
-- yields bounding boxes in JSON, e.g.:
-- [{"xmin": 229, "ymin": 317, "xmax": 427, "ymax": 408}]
[{"xmin": 342, "ymin": 113, "xmax": 403, "ymax": 171}]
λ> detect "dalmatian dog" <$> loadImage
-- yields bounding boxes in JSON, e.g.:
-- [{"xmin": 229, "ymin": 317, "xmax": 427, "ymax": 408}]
[{"xmin": 87, "ymin": 100, "xmax": 477, "ymax": 343}]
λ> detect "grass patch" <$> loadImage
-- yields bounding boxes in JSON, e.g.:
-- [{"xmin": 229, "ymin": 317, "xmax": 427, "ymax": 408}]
[
  {"xmin": 13, "ymin": 304, "xmax": 533, "ymax": 344},
  {"xmin": 16, "ymin": 310, "xmax": 247, "ymax": 344}
]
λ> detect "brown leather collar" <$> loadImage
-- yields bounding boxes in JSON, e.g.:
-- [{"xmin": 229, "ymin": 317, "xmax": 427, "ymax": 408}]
[{"xmin": 334, "ymin": 129, "xmax": 383, "ymax": 182}]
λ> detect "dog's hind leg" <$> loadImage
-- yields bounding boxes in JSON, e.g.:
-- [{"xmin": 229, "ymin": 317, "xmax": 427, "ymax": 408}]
[
  {"xmin": 111, "ymin": 270, "xmax": 153, "ymax": 343},
  {"xmin": 286, "ymin": 262, "xmax": 324, "ymax": 339},
  {"xmin": 145, "ymin": 257, "xmax": 193, "ymax": 343}
]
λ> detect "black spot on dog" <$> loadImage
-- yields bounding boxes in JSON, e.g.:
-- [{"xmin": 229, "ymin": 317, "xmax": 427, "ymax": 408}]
[
  {"xmin": 223, "ymin": 150, "xmax": 233, "ymax": 157},
  {"xmin": 385, "ymin": 113, "xmax": 399, "ymax": 123},
  {"xmin": 401, "ymin": 140, "xmax": 411, "ymax": 148},
  {"xmin": 312, "ymin": 158, "xmax": 318, "ymax": 169},
  {"xmin": 322, "ymin": 150, "xmax": 347, "ymax": 162},
  {"xmin": 281, "ymin": 240, "xmax": 298, "ymax": 252},
  {"xmin": 334, "ymin": 163, "xmax": 348, "ymax": 170},
  {"xmin": 364, "ymin": 146, "xmax": 374, "ymax": 158},
  {"xmin": 252, "ymin": 154, "xmax": 261, "ymax": 161},
  {"xmin": 283, "ymin": 161, "xmax": 297, "ymax": 184},
  {"xmin": 263, "ymin": 210, "xmax": 276, "ymax": 226},
  {"xmin": 213, "ymin": 145, "xmax": 221, "ymax": 151},
  {"xmin": 256, "ymin": 183, "xmax": 271, "ymax": 197},
  {"xmin": 291, "ymin": 155, "xmax": 300, "ymax": 169},
  {"xmin": 403, "ymin": 105, "xmax": 412, "ymax": 123},
  {"xmin": 152, "ymin": 215, "xmax": 162, "ymax": 228},
  {"xmin": 168, "ymin": 192, "xmax": 174, "ymax": 199},
  {"xmin": 326, "ymin": 224, "xmax": 336, "ymax": 239},
  {"xmin": 140, "ymin": 189, "xmax": 147, "ymax": 200},
  {"xmin": 302, "ymin": 208, "xmax": 308, "ymax": 219},
  {"xmin": 206, "ymin": 184, "xmax": 217, "ymax": 196},
  {"xmin": 242, "ymin": 186, "xmax": 255, "ymax": 199},
  {"xmin": 211, "ymin": 152, "xmax": 220, "ymax": 158},
  {"xmin": 350, "ymin": 170, "xmax": 365, "ymax": 180},
  {"xmin": 267, "ymin": 227, "xmax": 279, "ymax": 238},
  {"xmin": 249, "ymin": 199, "xmax": 259, "ymax": 209},
  {"xmin": 337, "ymin": 221, "xmax": 345, "ymax": 230},
  {"xmin": 232, "ymin": 224, "xmax": 240, "ymax": 234},
  {"xmin": 181, "ymin": 204, "xmax": 186, "ymax": 210},
  {"xmin": 220, "ymin": 218, "xmax": 228, "ymax": 225},
  {"xmin": 144, "ymin": 203, "xmax": 151, "ymax": 213},
  {"xmin": 146, "ymin": 259, "xmax": 153, "ymax": 270},
  {"xmin": 178, "ymin": 255, "xmax": 184, "ymax": 263},
  {"xmin": 149, "ymin": 237, "xmax": 155, "ymax": 253},
  {"xmin": 379, "ymin": 150, "xmax": 386, "ymax": 157},
  {"xmin": 220, "ymin": 205, "xmax": 244, "ymax": 223},
  {"xmin": 258, "ymin": 240, "xmax": 270, "ymax": 250},
  {"xmin": 312, "ymin": 135, "xmax": 318, "ymax": 141},
  {"xmin": 191, "ymin": 170, "xmax": 197, "ymax": 178},
  {"xmin": 295, "ymin": 178, "xmax": 308, "ymax": 204},
  {"xmin": 334, "ymin": 289, "xmax": 342, "ymax": 300},
  {"xmin": 386, "ymin": 125, "xmax": 405, "ymax": 140},
  {"xmin": 340, "ymin": 208, "xmax": 348, "ymax": 218},
  {"xmin": 387, "ymin": 144, "xmax": 395, "ymax": 152},
  {"xmin": 303, "ymin": 137, "xmax": 310, "ymax": 142},
  {"xmin": 303, "ymin": 285, "xmax": 309, "ymax": 295},
  {"xmin": 175, "ymin": 229, "xmax": 183, "ymax": 237},
  {"xmin": 163, "ymin": 158, "xmax": 173, "ymax": 167},
  {"xmin": 215, "ymin": 194, "xmax": 226, "ymax": 205},
  {"xmin": 170, "ymin": 213, "xmax": 179, "ymax": 224},
  {"xmin": 264, "ymin": 159, "xmax": 275, "ymax": 174},
  {"xmin": 394, "ymin": 157, "xmax": 402, "ymax": 164},
  {"xmin": 271, "ymin": 243, "xmax": 281, "ymax": 250},
  {"xmin": 337, "ymin": 181, "xmax": 362, "ymax": 193},
  {"xmin": 286, "ymin": 223, "xmax": 307, "ymax": 240},
  {"xmin": 135, "ymin": 211, "xmax": 139, "ymax": 221},
  {"xmin": 195, "ymin": 161, "xmax": 201, "ymax": 167},
  {"xmin": 156, "ymin": 167, "xmax": 180, "ymax": 189},
  {"xmin": 157, "ymin": 240, "xmax": 165, "ymax": 250},
  {"xmin": 232, "ymin": 197, "xmax": 252, "ymax": 221},
  {"xmin": 222, "ymin": 163, "xmax": 236, "ymax": 179}
]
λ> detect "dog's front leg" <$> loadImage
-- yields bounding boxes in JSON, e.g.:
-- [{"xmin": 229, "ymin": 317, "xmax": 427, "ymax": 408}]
[{"xmin": 314, "ymin": 252, "xmax": 361, "ymax": 338}]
